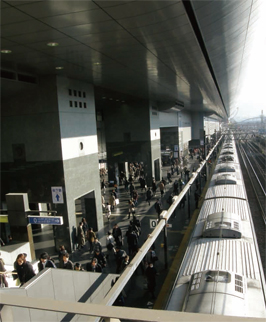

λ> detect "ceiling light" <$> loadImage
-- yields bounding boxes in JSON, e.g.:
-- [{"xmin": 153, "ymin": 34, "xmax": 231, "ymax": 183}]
[
  {"xmin": 47, "ymin": 42, "xmax": 59, "ymax": 47},
  {"xmin": 94, "ymin": 62, "xmax": 100, "ymax": 66},
  {"xmin": 116, "ymin": 99, "xmax": 120, "ymax": 102},
  {"xmin": 109, "ymin": 98, "xmax": 113, "ymax": 101},
  {"xmin": 1, "ymin": 49, "xmax": 12, "ymax": 54},
  {"xmin": 55, "ymin": 66, "xmax": 64, "ymax": 70},
  {"xmin": 102, "ymin": 97, "xmax": 106, "ymax": 99},
  {"xmin": 121, "ymin": 100, "xmax": 125, "ymax": 103}
]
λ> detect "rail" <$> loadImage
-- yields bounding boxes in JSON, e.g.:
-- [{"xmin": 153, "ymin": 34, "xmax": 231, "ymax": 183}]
[
  {"xmin": 237, "ymin": 141, "xmax": 266, "ymax": 303},
  {"xmin": 238, "ymin": 142, "xmax": 266, "ymax": 223}
]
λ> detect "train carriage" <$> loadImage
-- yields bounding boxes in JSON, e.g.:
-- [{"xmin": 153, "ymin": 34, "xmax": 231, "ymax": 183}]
[{"xmin": 166, "ymin": 138, "xmax": 266, "ymax": 318}]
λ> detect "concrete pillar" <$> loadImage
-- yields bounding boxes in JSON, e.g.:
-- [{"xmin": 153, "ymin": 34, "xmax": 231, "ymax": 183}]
[
  {"xmin": 191, "ymin": 112, "xmax": 204, "ymax": 141},
  {"xmin": 102, "ymin": 98, "xmax": 161, "ymax": 187},
  {"xmin": 1, "ymin": 75, "xmax": 103, "ymax": 252},
  {"xmin": 56, "ymin": 76, "xmax": 103, "ymax": 245}
]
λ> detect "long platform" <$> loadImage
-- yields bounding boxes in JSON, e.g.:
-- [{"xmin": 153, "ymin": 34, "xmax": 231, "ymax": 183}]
[{"xmin": 10, "ymin": 155, "xmax": 202, "ymax": 313}]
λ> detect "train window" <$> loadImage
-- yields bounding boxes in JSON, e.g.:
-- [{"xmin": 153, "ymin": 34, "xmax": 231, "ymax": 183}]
[
  {"xmin": 214, "ymin": 221, "xmax": 231, "ymax": 228},
  {"xmin": 205, "ymin": 271, "xmax": 230, "ymax": 283},
  {"xmin": 235, "ymin": 274, "xmax": 244, "ymax": 293},
  {"xmin": 191, "ymin": 272, "xmax": 202, "ymax": 291},
  {"xmin": 216, "ymin": 174, "xmax": 237, "ymax": 185}
]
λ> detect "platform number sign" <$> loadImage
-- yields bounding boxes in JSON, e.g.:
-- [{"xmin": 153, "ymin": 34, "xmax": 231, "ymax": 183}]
[
  {"xmin": 150, "ymin": 219, "xmax": 157, "ymax": 229},
  {"xmin": 51, "ymin": 186, "xmax": 64, "ymax": 204}
]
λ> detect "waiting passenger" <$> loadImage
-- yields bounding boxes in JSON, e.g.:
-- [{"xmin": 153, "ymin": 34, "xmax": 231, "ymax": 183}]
[
  {"xmin": 87, "ymin": 258, "xmax": 102, "ymax": 273},
  {"xmin": 60, "ymin": 253, "xmax": 74, "ymax": 270},
  {"xmin": 15, "ymin": 253, "xmax": 36, "ymax": 286},
  {"xmin": 38, "ymin": 252, "xmax": 56, "ymax": 272}
]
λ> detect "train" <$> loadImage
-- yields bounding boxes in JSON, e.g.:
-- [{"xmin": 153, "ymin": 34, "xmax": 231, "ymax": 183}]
[{"xmin": 166, "ymin": 136, "xmax": 266, "ymax": 318}]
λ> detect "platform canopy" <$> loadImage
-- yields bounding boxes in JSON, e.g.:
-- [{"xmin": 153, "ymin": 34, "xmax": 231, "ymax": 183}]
[{"xmin": 1, "ymin": 0, "xmax": 263, "ymax": 120}]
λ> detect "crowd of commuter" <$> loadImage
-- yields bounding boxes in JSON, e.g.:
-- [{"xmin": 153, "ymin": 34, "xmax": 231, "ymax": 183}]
[{"xmin": 1, "ymin": 148, "xmax": 211, "ymax": 303}]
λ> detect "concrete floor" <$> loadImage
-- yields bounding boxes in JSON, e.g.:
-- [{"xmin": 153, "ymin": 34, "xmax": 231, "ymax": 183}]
[{"xmin": 32, "ymin": 156, "xmax": 204, "ymax": 312}]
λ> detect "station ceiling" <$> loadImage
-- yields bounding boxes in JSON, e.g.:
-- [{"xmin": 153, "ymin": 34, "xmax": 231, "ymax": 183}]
[{"xmin": 1, "ymin": 1, "xmax": 262, "ymax": 120}]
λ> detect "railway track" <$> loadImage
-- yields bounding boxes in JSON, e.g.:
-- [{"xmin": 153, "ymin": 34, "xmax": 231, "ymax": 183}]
[
  {"xmin": 238, "ymin": 142, "xmax": 266, "ymax": 223},
  {"xmin": 237, "ymin": 140, "xmax": 266, "ymax": 276},
  {"xmin": 246, "ymin": 141, "xmax": 266, "ymax": 183}
]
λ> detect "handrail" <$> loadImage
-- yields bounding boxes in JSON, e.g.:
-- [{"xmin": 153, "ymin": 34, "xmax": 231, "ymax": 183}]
[{"xmin": 0, "ymin": 292, "xmax": 263, "ymax": 322}]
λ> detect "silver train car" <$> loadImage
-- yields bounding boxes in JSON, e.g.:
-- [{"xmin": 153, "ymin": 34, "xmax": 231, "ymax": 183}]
[{"xmin": 166, "ymin": 138, "xmax": 266, "ymax": 318}]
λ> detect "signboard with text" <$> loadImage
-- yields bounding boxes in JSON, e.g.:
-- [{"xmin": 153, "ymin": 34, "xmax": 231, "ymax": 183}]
[
  {"xmin": 28, "ymin": 215, "xmax": 63, "ymax": 225},
  {"xmin": 51, "ymin": 186, "xmax": 64, "ymax": 204},
  {"xmin": 150, "ymin": 219, "xmax": 157, "ymax": 229}
]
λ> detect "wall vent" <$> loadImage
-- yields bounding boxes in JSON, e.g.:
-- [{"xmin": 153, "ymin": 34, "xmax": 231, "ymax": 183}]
[
  {"xmin": 1, "ymin": 69, "xmax": 16, "ymax": 80},
  {"xmin": 1, "ymin": 69, "xmax": 37, "ymax": 84}
]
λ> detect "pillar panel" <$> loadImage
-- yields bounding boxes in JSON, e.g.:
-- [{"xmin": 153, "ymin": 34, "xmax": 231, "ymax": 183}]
[
  {"xmin": 191, "ymin": 112, "xmax": 204, "ymax": 140},
  {"xmin": 101, "ymin": 99, "xmax": 158, "ymax": 186}
]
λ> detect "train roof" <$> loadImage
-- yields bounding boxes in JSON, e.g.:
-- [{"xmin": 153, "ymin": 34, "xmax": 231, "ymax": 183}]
[
  {"xmin": 180, "ymin": 239, "xmax": 260, "ymax": 280},
  {"xmin": 205, "ymin": 185, "xmax": 246, "ymax": 200},
  {"xmin": 198, "ymin": 198, "xmax": 249, "ymax": 221}
]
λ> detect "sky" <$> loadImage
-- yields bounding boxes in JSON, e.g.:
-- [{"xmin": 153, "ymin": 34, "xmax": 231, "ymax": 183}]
[{"xmin": 234, "ymin": 0, "xmax": 266, "ymax": 122}]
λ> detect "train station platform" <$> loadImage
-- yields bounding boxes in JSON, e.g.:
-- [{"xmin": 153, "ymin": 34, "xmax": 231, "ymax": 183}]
[{"xmin": 24, "ymin": 155, "xmax": 203, "ymax": 312}]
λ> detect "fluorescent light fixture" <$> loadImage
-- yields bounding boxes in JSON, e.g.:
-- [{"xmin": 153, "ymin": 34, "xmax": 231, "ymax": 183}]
[
  {"xmin": 47, "ymin": 42, "xmax": 59, "ymax": 47},
  {"xmin": 55, "ymin": 66, "xmax": 64, "ymax": 70},
  {"xmin": 170, "ymin": 107, "xmax": 182, "ymax": 112},
  {"xmin": 1, "ymin": 49, "xmax": 12, "ymax": 54}
]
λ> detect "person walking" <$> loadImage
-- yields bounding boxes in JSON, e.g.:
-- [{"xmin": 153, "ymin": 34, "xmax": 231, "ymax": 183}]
[
  {"xmin": 112, "ymin": 223, "xmax": 123, "ymax": 246},
  {"xmin": 0, "ymin": 255, "xmax": 8, "ymax": 287},
  {"xmin": 77, "ymin": 222, "xmax": 85, "ymax": 250},
  {"xmin": 152, "ymin": 178, "xmax": 157, "ymax": 195},
  {"xmin": 180, "ymin": 194, "xmax": 186, "ymax": 208},
  {"xmin": 15, "ymin": 253, "xmax": 36, "ymax": 286},
  {"xmin": 173, "ymin": 180, "xmax": 179, "ymax": 195},
  {"xmin": 146, "ymin": 262, "xmax": 157, "ymax": 299},
  {"xmin": 94, "ymin": 250, "xmax": 107, "ymax": 269},
  {"xmin": 129, "ymin": 183, "xmax": 135, "ymax": 198},
  {"xmin": 194, "ymin": 190, "xmax": 200, "ymax": 209},
  {"xmin": 146, "ymin": 187, "xmax": 152, "ymax": 206},
  {"xmin": 114, "ymin": 247, "xmax": 129, "ymax": 274},
  {"xmin": 167, "ymin": 171, "xmax": 172, "ymax": 183},
  {"xmin": 109, "ymin": 193, "xmax": 116, "ymax": 211},
  {"xmin": 154, "ymin": 199, "xmax": 162, "ymax": 220},
  {"xmin": 158, "ymin": 181, "xmax": 165, "ymax": 197},
  {"xmin": 128, "ymin": 199, "xmax": 135, "ymax": 220},
  {"xmin": 81, "ymin": 217, "xmax": 88, "ymax": 236},
  {"xmin": 87, "ymin": 227, "xmax": 96, "ymax": 253},
  {"xmin": 106, "ymin": 202, "xmax": 111, "ymax": 220},
  {"xmin": 106, "ymin": 231, "xmax": 115, "ymax": 259},
  {"xmin": 101, "ymin": 179, "xmax": 107, "ymax": 194},
  {"xmin": 124, "ymin": 178, "xmax": 129, "ymax": 193},
  {"xmin": 60, "ymin": 253, "xmax": 74, "ymax": 270},
  {"xmin": 93, "ymin": 238, "xmax": 102, "ymax": 253},
  {"xmin": 38, "ymin": 252, "xmax": 56, "ymax": 272},
  {"xmin": 87, "ymin": 258, "xmax": 102, "ymax": 272},
  {"xmin": 74, "ymin": 263, "xmax": 84, "ymax": 271}
]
